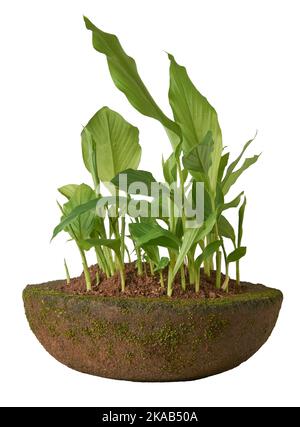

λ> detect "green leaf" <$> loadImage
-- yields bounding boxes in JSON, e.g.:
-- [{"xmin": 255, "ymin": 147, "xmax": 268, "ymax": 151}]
[
  {"xmin": 62, "ymin": 184, "xmax": 96, "ymax": 242},
  {"xmin": 215, "ymin": 182, "xmax": 224, "ymax": 211},
  {"xmin": 222, "ymin": 154, "xmax": 260, "ymax": 195},
  {"xmin": 81, "ymin": 238, "xmax": 121, "ymax": 255},
  {"xmin": 81, "ymin": 127, "xmax": 99, "ymax": 187},
  {"xmin": 220, "ymin": 191, "xmax": 244, "ymax": 213},
  {"xmin": 227, "ymin": 246, "xmax": 247, "ymax": 263},
  {"xmin": 154, "ymin": 257, "xmax": 170, "ymax": 272},
  {"xmin": 83, "ymin": 107, "xmax": 141, "ymax": 183},
  {"xmin": 143, "ymin": 245, "xmax": 160, "ymax": 265},
  {"xmin": 52, "ymin": 197, "xmax": 99, "ymax": 240},
  {"xmin": 218, "ymin": 214, "xmax": 235, "ymax": 243},
  {"xmin": 111, "ymin": 168, "xmax": 157, "ymax": 195},
  {"xmin": 168, "ymin": 54, "xmax": 222, "ymax": 190},
  {"xmin": 217, "ymin": 152, "xmax": 229, "ymax": 182},
  {"xmin": 128, "ymin": 220, "xmax": 161, "ymax": 264},
  {"xmin": 58, "ymin": 184, "xmax": 79, "ymax": 200},
  {"xmin": 129, "ymin": 221, "xmax": 180, "ymax": 250},
  {"xmin": 162, "ymin": 153, "xmax": 177, "ymax": 185},
  {"xmin": 171, "ymin": 211, "xmax": 217, "ymax": 281},
  {"xmin": 84, "ymin": 17, "xmax": 181, "ymax": 147},
  {"xmin": 182, "ymin": 131, "xmax": 214, "ymax": 186},
  {"xmin": 195, "ymin": 240, "xmax": 222, "ymax": 268},
  {"xmin": 238, "ymin": 196, "xmax": 247, "ymax": 247},
  {"xmin": 175, "ymin": 218, "xmax": 184, "ymax": 240},
  {"xmin": 203, "ymin": 187, "xmax": 213, "ymax": 220},
  {"xmin": 223, "ymin": 133, "xmax": 257, "ymax": 184}
]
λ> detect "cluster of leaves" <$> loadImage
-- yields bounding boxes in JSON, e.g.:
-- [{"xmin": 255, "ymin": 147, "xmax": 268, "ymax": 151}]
[{"xmin": 52, "ymin": 17, "xmax": 259, "ymax": 296}]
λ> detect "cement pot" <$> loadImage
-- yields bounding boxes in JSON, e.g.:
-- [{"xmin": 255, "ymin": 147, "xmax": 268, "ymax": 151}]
[{"xmin": 23, "ymin": 280, "xmax": 282, "ymax": 382}]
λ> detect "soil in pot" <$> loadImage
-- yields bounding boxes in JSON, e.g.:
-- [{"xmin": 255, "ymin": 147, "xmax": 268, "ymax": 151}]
[{"xmin": 62, "ymin": 261, "xmax": 252, "ymax": 299}]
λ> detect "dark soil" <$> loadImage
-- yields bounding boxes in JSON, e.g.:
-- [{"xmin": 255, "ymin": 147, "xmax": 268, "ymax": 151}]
[{"xmin": 60, "ymin": 262, "xmax": 248, "ymax": 299}]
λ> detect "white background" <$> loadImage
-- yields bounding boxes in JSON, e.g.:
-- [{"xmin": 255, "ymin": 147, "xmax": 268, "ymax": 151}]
[{"xmin": 0, "ymin": 0, "xmax": 299, "ymax": 407}]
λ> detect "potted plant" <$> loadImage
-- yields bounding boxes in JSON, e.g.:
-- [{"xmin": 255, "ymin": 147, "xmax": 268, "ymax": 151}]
[{"xmin": 23, "ymin": 17, "xmax": 282, "ymax": 382}]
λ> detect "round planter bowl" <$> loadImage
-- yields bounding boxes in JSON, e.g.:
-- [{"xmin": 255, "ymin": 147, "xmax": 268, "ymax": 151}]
[{"xmin": 23, "ymin": 281, "xmax": 282, "ymax": 382}]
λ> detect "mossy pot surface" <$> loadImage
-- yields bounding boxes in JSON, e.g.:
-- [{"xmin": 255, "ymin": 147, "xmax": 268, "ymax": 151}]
[{"xmin": 23, "ymin": 280, "xmax": 282, "ymax": 382}]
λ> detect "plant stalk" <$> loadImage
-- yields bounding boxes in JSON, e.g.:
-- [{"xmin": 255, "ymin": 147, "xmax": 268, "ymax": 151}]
[
  {"xmin": 125, "ymin": 245, "xmax": 132, "ymax": 263},
  {"xmin": 78, "ymin": 246, "xmax": 92, "ymax": 291},
  {"xmin": 236, "ymin": 260, "xmax": 240, "ymax": 286},
  {"xmin": 216, "ymin": 250, "xmax": 222, "ymax": 289},
  {"xmin": 64, "ymin": 258, "xmax": 70, "ymax": 285},
  {"xmin": 120, "ymin": 267, "xmax": 126, "ymax": 292},
  {"xmin": 187, "ymin": 253, "xmax": 195, "ymax": 284},
  {"xmin": 95, "ymin": 246, "xmax": 110, "ymax": 277},
  {"xmin": 195, "ymin": 267, "xmax": 200, "ymax": 293},
  {"xmin": 149, "ymin": 260, "xmax": 154, "ymax": 276},
  {"xmin": 222, "ymin": 264, "xmax": 230, "ymax": 292},
  {"xmin": 204, "ymin": 237, "xmax": 211, "ymax": 277},
  {"xmin": 135, "ymin": 244, "xmax": 143, "ymax": 275},
  {"xmin": 159, "ymin": 271, "xmax": 164, "ymax": 288},
  {"xmin": 120, "ymin": 216, "xmax": 126, "ymax": 262},
  {"xmin": 167, "ymin": 267, "xmax": 173, "ymax": 297},
  {"xmin": 180, "ymin": 264, "xmax": 186, "ymax": 291}
]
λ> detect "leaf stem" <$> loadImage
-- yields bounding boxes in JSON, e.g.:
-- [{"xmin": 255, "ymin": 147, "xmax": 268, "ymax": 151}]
[
  {"xmin": 167, "ymin": 267, "xmax": 173, "ymax": 297},
  {"xmin": 236, "ymin": 260, "xmax": 240, "ymax": 286},
  {"xmin": 159, "ymin": 271, "xmax": 164, "ymax": 288},
  {"xmin": 216, "ymin": 250, "xmax": 222, "ymax": 289},
  {"xmin": 222, "ymin": 263, "xmax": 230, "ymax": 292},
  {"xmin": 135, "ymin": 245, "xmax": 143, "ymax": 275},
  {"xmin": 187, "ymin": 251, "xmax": 195, "ymax": 284},
  {"xmin": 195, "ymin": 267, "xmax": 200, "ymax": 293},
  {"xmin": 78, "ymin": 246, "xmax": 92, "ymax": 291},
  {"xmin": 180, "ymin": 264, "xmax": 186, "ymax": 291},
  {"xmin": 149, "ymin": 260, "xmax": 154, "ymax": 276},
  {"xmin": 120, "ymin": 266, "xmax": 126, "ymax": 292},
  {"xmin": 120, "ymin": 216, "xmax": 126, "ymax": 262},
  {"xmin": 64, "ymin": 258, "xmax": 71, "ymax": 285}
]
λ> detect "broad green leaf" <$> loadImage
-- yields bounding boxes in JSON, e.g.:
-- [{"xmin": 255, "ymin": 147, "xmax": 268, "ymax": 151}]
[
  {"xmin": 192, "ymin": 183, "xmax": 212, "ymax": 221},
  {"xmin": 81, "ymin": 237, "xmax": 121, "ymax": 255},
  {"xmin": 217, "ymin": 152, "xmax": 229, "ymax": 182},
  {"xmin": 220, "ymin": 191, "xmax": 244, "ymax": 213},
  {"xmin": 171, "ymin": 211, "xmax": 217, "ymax": 281},
  {"xmin": 227, "ymin": 246, "xmax": 247, "ymax": 263},
  {"xmin": 168, "ymin": 54, "xmax": 222, "ymax": 190},
  {"xmin": 84, "ymin": 17, "xmax": 181, "ymax": 147},
  {"xmin": 175, "ymin": 218, "xmax": 184, "ymax": 240},
  {"xmin": 111, "ymin": 168, "xmax": 157, "ymax": 195},
  {"xmin": 222, "ymin": 154, "xmax": 260, "ymax": 195},
  {"xmin": 58, "ymin": 184, "xmax": 79, "ymax": 200},
  {"xmin": 97, "ymin": 195, "xmax": 129, "ymax": 218},
  {"xmin": 62, "ymin": 184, "xmax": 96, "ymax": 242},
  {"xmin": 238, "ymin": 196, "xmax": 247, "ymax": 247},
  {"xmin": 182, "ymin": 131, "xmax": 214, "ymax": 187},
  {"xmin": 215, "ymin": 182, "xmax": 224, "ymax": 211},
  {"xmin": 223, "ymin": 133, "xmax": 257, "ymax": 184},
  {"xmin": 52, "ymin": 197, "xmax": 99, "ymax": 240},
  {"xmin": 129, "ymin": 220, "xmax": 161, "ymax": 263},
  {"xmin": 218, "ymin": 214, "xmax": 235, "ymax": 243},
  {"xmin": 83, "ymin": 107, "xmax": 141, "ymax": 183},
  {"xmin": 143, "ymin": 245, "xmax": 160, "ymax": 265},
  {"xmin": 203, "ymin": 187, "xmax": 213, "ymax": 220},
  {"xmin": 195, "ymin": 240, "xmax": 222, "ymax": 269},
  {"xmin": 81, "ymin": 127, "xmax": 99, "ymax": 188},
  {"xmin": 129, "ymin": 221, "xmax": 180, "ymax": 250},
  {"xmin": 154, "ymin": 257, "xmax": 170, "ymax": 272},
  {"xmin": 162, "ymin": 153, "xmax": 177, "ymax": 185}
]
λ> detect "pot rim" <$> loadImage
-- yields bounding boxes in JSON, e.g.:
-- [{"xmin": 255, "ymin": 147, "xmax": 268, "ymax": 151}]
[{"xmin": 23, "ymin": 280, "xmax": 283, "ymax": 309}]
